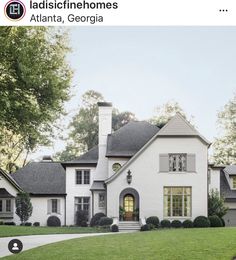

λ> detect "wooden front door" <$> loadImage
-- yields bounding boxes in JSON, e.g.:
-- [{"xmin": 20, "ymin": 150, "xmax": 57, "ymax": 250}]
[{"xmin": 124, "ymin": 194, "xmax": 134, "ymax": 221}]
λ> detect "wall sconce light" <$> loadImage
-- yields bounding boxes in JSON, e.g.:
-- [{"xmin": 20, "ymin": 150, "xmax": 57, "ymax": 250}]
[{"xmin": 127, "ymin": 170, "xmax": 132, "ymax": 184}]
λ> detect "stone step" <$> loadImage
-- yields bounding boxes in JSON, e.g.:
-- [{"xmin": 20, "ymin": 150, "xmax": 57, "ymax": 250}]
[{"xmin": 118, "ymin": 221, "xmax": 140, "ymax": 231}]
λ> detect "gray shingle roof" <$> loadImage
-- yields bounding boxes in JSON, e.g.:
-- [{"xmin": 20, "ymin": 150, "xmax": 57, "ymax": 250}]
[
  {"xmin": 12, "ymin": 162, "xmax": 66, "ymax": 195},
  {"xmin": 224, "ymin": 165, "xmax": 236, "ymax": 175},
  {"xmin": 64, "ymin": 146, "xmax": 98, "ymax": 164},
  {"xmin": 90, "ymin": 181, "xmax": 105, "ymax": 191},
  {"xmin": 106, "ymin": 121, "xmax": 160, "ymax": 157},
  {"xmin": 221, "ymin": 166, "xmax": 236, "ymax": 200}
]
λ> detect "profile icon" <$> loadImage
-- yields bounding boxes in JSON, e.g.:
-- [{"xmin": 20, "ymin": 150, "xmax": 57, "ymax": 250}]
[
  {"xmin": 4, "ymin": 0, "xmax": 26, "ymax": 21},
  {"xmin": 8, "ymin": 239, "xmax": 23, "ymax": 254}
]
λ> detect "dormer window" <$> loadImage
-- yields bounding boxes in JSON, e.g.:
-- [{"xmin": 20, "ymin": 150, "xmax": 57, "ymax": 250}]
[{"xmin": 232, "ymin": 176, "xmax": 236, "ymax": 189}]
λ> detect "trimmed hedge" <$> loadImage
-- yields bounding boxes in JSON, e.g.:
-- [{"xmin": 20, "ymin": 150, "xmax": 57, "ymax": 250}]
[
  {"xmin": 33, "ymin": 222, "xmax": 40, "ymax": 227},
  {"xmin": 4, "ymin": 222, "xmax": 16, "ymax": 226},
  {"xmin": 25, "ymin": 222, "xmax": 32, "ymax": 226},
  {"xmin": 111, "ymin": 224, "xmax": 119, "ymax": 232},
  {"xmin": 183, "ymin": 219, "xmax": 193, "ymax": 228},
  {"xmin": 90, "ymin": 212, "xmax": 106, "ymax": 227},
  {"xmin": 146, "ymin": 216, "xmax": 159, "ymax": 228},
  {"xmin": 47, "ymin": 216, "xmax": 61, "ymax": 227},
  {"xmin": 76, "ymin": 210, "xmax": 88, "ymax": 227},
  {"xmin": 209, "ymin": 215, "xmax": 223, "ymax": 227},
  {"xmin": 98, "ymin": 217, "xmax": 113, "ymax": 226},
  {"xmin": 0, "ymin": 221, "xmax": 4, "ymax": 225},
  {"xmin": 140, "ymin": 224, "xmax": 149, "ymax": 231},
  {"xmin": 193, "ymin": 216, "xmax": 210, "ymax": 228},
  {"xmin": 171, "ymin": 220, "xmax": 182, "ymax": 228},
  {"xmin": 160, "ymin": 219, "xmax": 171, "ymax": 228}
]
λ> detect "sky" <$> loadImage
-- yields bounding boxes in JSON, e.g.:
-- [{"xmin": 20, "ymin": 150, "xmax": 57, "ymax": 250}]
[{"xmin": 32, "ymin": 26, "xmax": 236, "ymax": 160}]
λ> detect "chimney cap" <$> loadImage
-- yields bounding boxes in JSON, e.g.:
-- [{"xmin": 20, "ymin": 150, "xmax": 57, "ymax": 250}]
[
  {"xmin": 97, "ymin": 102, "xmax": 112, "ymax": 107},
  {"xmin": 42, "ymin": 155, "xmax": 53, "ymax": 162}
]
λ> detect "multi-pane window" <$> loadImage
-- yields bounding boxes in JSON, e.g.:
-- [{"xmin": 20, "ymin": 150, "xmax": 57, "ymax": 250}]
[
  {"xmin": 232, "ymin": 177, "xmax": 236, "ymax": 189},
  {"xmin": 99, "ymin": 193, "xmax": 105, "ymax": 208},
  {"xmin": 76, "ymin": 170, "xmax": 90, "ymax": 184},
  {"xmin": 6, "ymin": 200, "xmax": 11, "ymax": 212},
  {"xmin": 124, "ymin": 195, "xmax": 134, "ymax": 212},
  {"xmin": 169, "ymin": 154, "xmax": 187, "ymax": 172},
  {"xmin": 164, "ymin": 187, "xmax": 191, "ymax": 217},
  {"xmin": 75, "ymin": 197, "xmax": 90, "ymax": 213},
  {"xmin": 0, "ymin": 200, "xmax": 2, "ymax": 212},
  {"xmin": 51, "ymin": 199, "xmax": 58, "ymax": 213}
]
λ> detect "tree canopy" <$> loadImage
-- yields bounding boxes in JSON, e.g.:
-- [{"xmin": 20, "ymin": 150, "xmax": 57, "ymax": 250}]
[
  {"xmin": 0, "ymin": 27, "xmax": 72, "ymax": 171},
  {"xmin": 56, "ymin": 90, "xmax": 136, "ymax": 161},
  {"xmin": 213, "ymin": 94, "xmax": 236, "ymax": 165}
]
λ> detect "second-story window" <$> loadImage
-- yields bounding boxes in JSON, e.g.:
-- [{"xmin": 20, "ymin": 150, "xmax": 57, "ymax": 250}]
[
  {"xmin": 169, "ymin": 154, "xmax": 187, "ymax": 172},
  {"xmin": 76, "ymin": 170, "xmax": 90, "ymax": 185}
]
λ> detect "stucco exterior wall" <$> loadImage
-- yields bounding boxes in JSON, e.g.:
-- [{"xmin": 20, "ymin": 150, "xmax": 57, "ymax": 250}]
[
  {"xmin": 28, "ymin": 197, "xmax": 65, "ymax": 226},
  {"xmin": 65, "ymin": 166, "xmax": 96, "ymax": 225},
  {"xmin": 107, "ymin": 137, "xmax": 208, "ymax": 221},
  {"xmin": 108, "ymin": 158, "xmax": 129, "ymax": 178}
]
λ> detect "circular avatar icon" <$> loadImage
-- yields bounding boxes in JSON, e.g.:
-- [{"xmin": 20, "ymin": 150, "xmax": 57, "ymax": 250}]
[
  {"xmin": 5, "ymin": 0, "xmax": 26, "ymax": 21},
  {"xmin": 8, "ymin": 239, "xmax": 23, "ymax": 254}
]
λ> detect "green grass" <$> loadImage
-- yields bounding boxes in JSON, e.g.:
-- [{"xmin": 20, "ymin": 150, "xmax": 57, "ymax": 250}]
[
  {"xmin": 0, "ymin": 225, "xmax": 108, "ymax": 238},
  {"xmin": 3, "ymin": 227, "xmax": 236, "ymax": 260}
]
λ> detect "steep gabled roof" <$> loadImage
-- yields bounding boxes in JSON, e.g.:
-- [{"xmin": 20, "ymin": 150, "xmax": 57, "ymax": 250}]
[
  {"xmin": 106, "ymin": 121, "xmax": 160, "ymax": 157},
  {"xmin": 224, "ymin": 165, "xmax": 236, "ymax": 175},
  {"xmin": 0, "ymin": 188, "xmax": 15, "ymax": 198},
  {"xmin": 157, "ymin": 113, "xmax": 210, "ymax": 145},
  {"xmin": 0, "ymin": 168, "xmax": 22, "ymax": 192},
  {"xmin": 12, "ymin": 162, "xmax": 66, "ymax": 195},
  {"xmin": 105, "ymin": 114, "xmax": 210, "ymax": 184}
]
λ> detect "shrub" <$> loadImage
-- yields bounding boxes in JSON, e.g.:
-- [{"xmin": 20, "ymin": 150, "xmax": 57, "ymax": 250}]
[
  {"xmin": 80, "ymin": 221, "xmax": 88, "ymax": 227},
  {"xmin": 146, "ymin": 216, "xmax": 159, "ymax": 228},
  {"xmin": 160, "ymin": 219, "xmax": 171, "ymax": 228},
  {"xmin": 140, "ymin": 224, "xmax": 150, "ymax": 231},
  {"xmin": 171, "ymin": 220, "xmax": 182, "ymax": 228},
  {"xmin": 76, "ymin": 210, "xmax": 88, "ymax": 227},
  {"xmin": 0, "ymin": 221, "xmax": 4, "ymax": 225},
  {"xmin": 90, "ymin": 212, "xmax": 106, "ymax": 227},
  {"xmin": 111, "ymin": 224, "xmax": 119, "ymax": 232},
  {"xmin": 4, "ymin": 222, "xmax": 16, "ymax": 226},
  {"xmin": 208, "ymin": 215, "xmax": 223, "ymax": 227},
  {"xmin": 33, "ymin": 222, "xmax": 40, "ymax": 227},
  {"xmin": 208, "ymin": 190, "xmax": 228, "ymax": 218},
  {"xmin": 47, "ymin": 216, "xmax": 61, "ymax": 227},
  {"xmin": 98, "ymin": 217, "xmax": 113, "ymax": 226},
  {"xmin": 193, "ymin": 216, "xmax": 210, "ymax": 228},
  {"xmin": 25, "ymin": 222, "xmax": 32, "ymax": 226},
  {"xmin": 220, "ymin": 218, "xmax": 225, "ymax": 227},
  {"xmin": 182, "ymin": 219, "xmax": 193, "ymax": 228}
]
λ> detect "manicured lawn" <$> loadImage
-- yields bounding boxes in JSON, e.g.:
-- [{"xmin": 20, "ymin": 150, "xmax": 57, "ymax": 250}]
[
  {"xmin": 0, "ymin": 225, "xmax": 108, "ymax": 238},
  {"xmin": 3, "ymin": 227, "xmax": 236, "ymax": 260}
]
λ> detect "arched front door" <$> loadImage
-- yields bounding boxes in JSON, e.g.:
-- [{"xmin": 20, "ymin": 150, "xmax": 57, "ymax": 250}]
[{"xmin": 124, "ymin": 194, "xmax": 134, "ymax": 221}]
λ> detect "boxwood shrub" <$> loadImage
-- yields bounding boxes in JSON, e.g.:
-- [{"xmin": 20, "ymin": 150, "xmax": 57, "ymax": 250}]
[
  {"xmin": 90, "ymin": 212, "xmax": 106, "ymax": 227},
  {"xmin": 25, "ymin": 222, "xmax": 32, "ymax": 226},
  {"xmin": 140, "ymin": 224, "xmax": 150, "ymax": 231},
  {"xmin": 111, "ymin": 224, "xmax": 119, "ymax": 232},
  {"xmin": 146, "ymin": 216, "xmax": 159, "ymax": 228},
  {"xmin": 193, "ymin": 216, "xmax": 210, "ymax": 228},
  {"xmin": 98, "ymin": 217, "xmax": 113, "ymax": 226},
  {"xmin": 171, "ymin": 220, "xmax": 182, "ymax": 228},
  {"xmin": 160, "ymin": 219, "xmax": 171, "ymax": 228},
  {"xmin": 182, "ymin": 219, "xmax": 193, "ymax": 228},
  {"xmin": 76, "ymin": 210, "xmax": 88, "ymax": 227},
  {"xmin": 33, "ymin": 222, "xmax": 40, "ymax": 227},
  {"xmin": 4, "ymin": 222, "xmax": 16, "ymax": 226},
  {"xmin": 208, "ymin": 215, "xmax": 223, "ymax": 227},
  {"xmin": 47, "ymin": 216, "xmax": 61, "ymax": 227}
]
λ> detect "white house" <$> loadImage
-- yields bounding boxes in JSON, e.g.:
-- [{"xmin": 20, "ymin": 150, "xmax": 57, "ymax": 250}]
[{"xmin": 0, "ymin": 102, "xmax": 235, "ymax": 229}]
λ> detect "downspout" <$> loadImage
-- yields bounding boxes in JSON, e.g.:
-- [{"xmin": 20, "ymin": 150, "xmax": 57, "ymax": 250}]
[
  {"xmin": 64, "ymin": 195, "xmax": 67, "ymax": 226},
  {"xmin": 91, "ymin": 191, "xmax": 94, "ymax": 217}
]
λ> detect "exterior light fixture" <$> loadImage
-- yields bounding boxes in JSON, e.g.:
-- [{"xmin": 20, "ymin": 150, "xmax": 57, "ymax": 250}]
[{"xmin": 127, "ymin": 170, "xmax": 132, "ymax": 184}]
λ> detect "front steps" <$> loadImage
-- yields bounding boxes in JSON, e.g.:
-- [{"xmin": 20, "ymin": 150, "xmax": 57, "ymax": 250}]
[{"xmin": 118, "ymin": 221, "xmax": 140, "ymax": 231}]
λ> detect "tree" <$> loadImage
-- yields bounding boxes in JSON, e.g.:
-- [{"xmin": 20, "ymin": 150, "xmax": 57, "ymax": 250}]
[
  {"xmin": 15, "ymin": 192, "xmax": 33, "ymax": 224},
  {"xmin": 0, "ymin": 27, "xmax": 72, "ymax": 171},
  {"xmin": 149, "ymin": 100, "xmax": 193, "ymax": 128},
  {"xmin": 55, "ymin": 90, "xmax": 136, "ymax": 161},
  {"xmin": 213, "ymin": 94, "xmax": 236, "ymax": 165},
  {"xmin": 208, "ymin": 189, "xmax": 228, "ymax": 218}
]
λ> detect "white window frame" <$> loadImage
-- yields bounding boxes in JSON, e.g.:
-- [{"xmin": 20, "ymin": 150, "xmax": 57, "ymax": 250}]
[
  {"xmin": 75, "ymin": 170, "xmax": 90, "ymax": 185},
  {"xmin": 51, "ymin": 199, "xmax": 58, "ymax": 213},
  {"xmin": 164, "ymin": 187, "xmax": 192, "ymax": 218}
]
